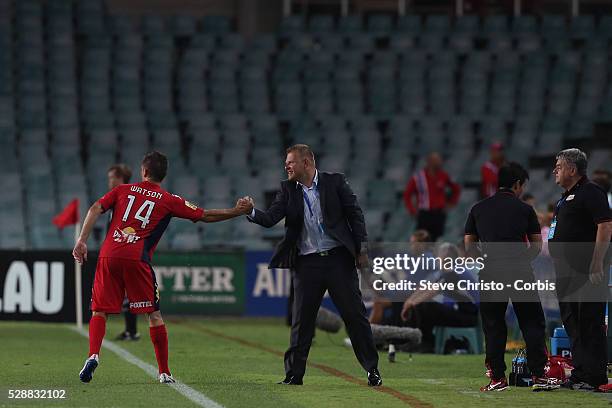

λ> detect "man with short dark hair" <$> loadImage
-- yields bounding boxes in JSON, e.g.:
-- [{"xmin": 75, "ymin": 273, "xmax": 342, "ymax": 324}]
[
  {"xmin": 245, "ymin": 144, "xmax": 382, "ymax": 386},
  {"xmin": 106, "ymin": 164, "xmax": 141, "ymax": 341},
  {"xmin": 549, "ymin": 148, "xmax": 612, "ymax": 391},
  {"xmin": 73, "ymin": 151, "xmax": 253, "ymax": 384},
  {"xmin": 465, "ymin": 162, "xmax": 557, "ymax": 392}
]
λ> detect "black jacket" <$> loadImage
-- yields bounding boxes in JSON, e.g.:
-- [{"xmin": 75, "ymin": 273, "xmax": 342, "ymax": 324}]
[{"xmin": 248, "ymin": 171, "xmax": 368, "ymax": 269}]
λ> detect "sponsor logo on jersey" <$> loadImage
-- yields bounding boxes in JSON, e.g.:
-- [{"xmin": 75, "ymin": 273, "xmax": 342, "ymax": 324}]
[
  {"xmin": 113, "ymin": 226, "xmax": 141, "ymax": 244},
  {"xmin": 129, "ymin": 301, "xmax": 153, "ymax": 309},
  {"xmin": 184, "ymin": 200, "xmax": 198, "ymax": 210}
]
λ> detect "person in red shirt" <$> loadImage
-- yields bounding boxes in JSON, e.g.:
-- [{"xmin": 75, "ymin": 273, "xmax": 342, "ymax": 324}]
[
  {"xmin": 73, "ymin": 151, "xmax": 253, "ymax": 384},
  {"xmin": 403, "ymin": 152, "xmax": 460, "ymax": 241},
  {"xmin": 481, "ymin": 142, "xmax": 506, "ymax": 199}
]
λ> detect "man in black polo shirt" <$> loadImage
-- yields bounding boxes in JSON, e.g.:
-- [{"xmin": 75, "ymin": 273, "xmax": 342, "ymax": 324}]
[
  {"xmin": 465, "ymin": 162, "xmax": 557, "ymax": 392},
  {"xmin": 548, "ymin": 148, "xmax": 612, "ymax": 391}
]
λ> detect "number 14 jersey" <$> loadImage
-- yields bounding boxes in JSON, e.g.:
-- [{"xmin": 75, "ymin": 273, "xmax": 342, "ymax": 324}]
[{"xmin": 98, "ymin": 180, "xmax": 204, "ymax": 262}]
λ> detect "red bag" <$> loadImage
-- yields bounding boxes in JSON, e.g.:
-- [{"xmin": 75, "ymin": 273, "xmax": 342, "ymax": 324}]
[
  {"xmin": 545, "ymin": 355, "xmax": 573, "ymax": 381},
  {"xmin": 598, "ymin": 384, "xmax": 612, "ymax": 393}
]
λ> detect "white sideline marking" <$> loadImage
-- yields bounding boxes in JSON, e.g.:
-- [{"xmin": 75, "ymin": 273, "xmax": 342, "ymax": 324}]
[
  {"xmin": 71, "ymin": 327, "xmax": 224, "ymax": 408},
  {"xmin": 419, "ymin": 379, "xmax": 445, "ymax": 385},
  {"xmin": 459, "ymin": 390, "xmax": 493, "ymax": 398}
]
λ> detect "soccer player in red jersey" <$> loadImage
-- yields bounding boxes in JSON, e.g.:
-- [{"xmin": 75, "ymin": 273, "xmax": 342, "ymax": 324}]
[{"xmin": 73, "ymin": 151, "xmax": 253, "ymax": 383}]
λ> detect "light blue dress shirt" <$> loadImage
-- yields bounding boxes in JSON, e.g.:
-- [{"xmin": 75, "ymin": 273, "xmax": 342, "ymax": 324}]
[
  {"xmin": 249, "ymin": 170, "xmax": 341, "ymax": 255},
  {"xmin": 297, "ymin": 170, "xmax": 341, "ymax": 255}
]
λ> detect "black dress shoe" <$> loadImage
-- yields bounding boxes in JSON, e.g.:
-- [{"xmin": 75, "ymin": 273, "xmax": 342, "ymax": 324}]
[
  {"xmin": 367, "ymin": 368, "xmax": 383, "ymax": 386},
  {"xmin": 278, "ymin": 376, "xmax": 303, "ymax": 385}
]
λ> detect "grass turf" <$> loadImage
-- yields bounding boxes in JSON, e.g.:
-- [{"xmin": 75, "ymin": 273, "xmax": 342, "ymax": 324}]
[{"xmin": 0, "ymin": 318, "xmax": 610, "ymax": 408}]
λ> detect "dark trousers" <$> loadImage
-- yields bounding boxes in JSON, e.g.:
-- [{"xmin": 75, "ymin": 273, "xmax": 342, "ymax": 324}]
[
  {"xmin": 400, "ymin": 302, "xmax": 478, "ymax": 347},
  {"xmin": 479, "ymin": 291, "xmax": 547, "ymax": 379},
  {"xmin": 124, "ymin": 311, "xmax": 137, "ymax": 334},
  {"xmin": 286, "ymin": 276, "xmax": 294, "ymax": 326},
  {"xmin": 121, "ymin": 298, "xmax": 137, "ymax": 334},
  {"xmin": 416, "ymin": 209, "xmax": 446, "ymax": 241},
  {"xmin": 555, "ymin": 266, "xmax": 608, "ymax": 387},
  {"xmin": 284, "ymin": 246, "xmax": 379, "ymax": 380}
]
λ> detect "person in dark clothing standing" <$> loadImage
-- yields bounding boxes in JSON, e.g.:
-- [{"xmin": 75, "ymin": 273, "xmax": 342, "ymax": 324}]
[
  {"xmin": 106, "ymin": 164, "xmax": 139, "ymax": 341},
  {"xmin": 548, "ymin": 148, "xmax": 612, "ymax": 391},
  {"xmin": 245, "ymin": 144, "xmax": 381, "ymax": 386},
  {"xmin": 465, "ymin": 162, "xmax": 559, "ymax": 392},
  {"xmin": 404, "ymin": 152, "xmax": 461, "ymax": 241}
]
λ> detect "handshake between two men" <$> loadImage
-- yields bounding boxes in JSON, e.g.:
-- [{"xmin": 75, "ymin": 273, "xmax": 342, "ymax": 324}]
[{"xmin": 234, "ymin": 196, "xmax": 254, "ymax": 216}]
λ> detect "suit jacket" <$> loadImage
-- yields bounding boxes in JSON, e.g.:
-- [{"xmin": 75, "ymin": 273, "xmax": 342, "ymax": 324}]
[{"xmin": 248, "ymin": 171, "xmax": 368, "ymax": 269}]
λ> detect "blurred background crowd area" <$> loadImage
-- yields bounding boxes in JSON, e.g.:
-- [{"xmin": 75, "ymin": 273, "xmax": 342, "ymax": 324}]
[{"xmin": 0, "ymin": 0, "xmax": 611, "ymax": 250}]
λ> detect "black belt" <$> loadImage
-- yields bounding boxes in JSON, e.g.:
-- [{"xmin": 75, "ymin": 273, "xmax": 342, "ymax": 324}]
[{"xmin": 299, "ymin": 246, "xmax": 345, "ymax": 258}]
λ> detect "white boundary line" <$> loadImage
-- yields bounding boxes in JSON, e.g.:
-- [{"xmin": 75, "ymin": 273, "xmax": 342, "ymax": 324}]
[{"xmin": 71, "ymin": 327, "xmax": 224, "ymax": 408}]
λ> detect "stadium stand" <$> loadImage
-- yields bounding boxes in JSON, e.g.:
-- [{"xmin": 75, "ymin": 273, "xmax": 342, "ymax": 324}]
[{"xmin": 2, "ymin": 0, "xmax": 612, "ymax": 250}]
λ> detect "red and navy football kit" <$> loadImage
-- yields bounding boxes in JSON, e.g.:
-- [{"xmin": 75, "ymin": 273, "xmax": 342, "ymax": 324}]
[{"xmin": 91, "ymin": 180, "xmax": 204, "ymax": 314}]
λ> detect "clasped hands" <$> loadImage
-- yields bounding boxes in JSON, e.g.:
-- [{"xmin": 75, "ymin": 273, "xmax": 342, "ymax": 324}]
[{"xmin": 235, "ymin": 196, "xmax": 255, "ymax": 215}]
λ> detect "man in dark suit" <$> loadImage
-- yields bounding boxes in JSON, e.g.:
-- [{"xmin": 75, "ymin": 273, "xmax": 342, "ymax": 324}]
[{"xmin": 246, "ymin": 144, "xmax": 381, "ymax": 386}]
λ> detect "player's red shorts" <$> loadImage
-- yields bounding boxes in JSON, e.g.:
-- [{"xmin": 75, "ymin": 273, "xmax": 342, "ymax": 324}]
[{"xmin": 90, "ymin": 257, "xmax": 160, "ymax": 314}]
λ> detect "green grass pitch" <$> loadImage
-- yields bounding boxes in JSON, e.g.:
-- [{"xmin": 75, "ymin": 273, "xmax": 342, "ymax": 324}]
[{"xmin": 1, "ymin": 318, "xmax": 610, "ymax": 408}]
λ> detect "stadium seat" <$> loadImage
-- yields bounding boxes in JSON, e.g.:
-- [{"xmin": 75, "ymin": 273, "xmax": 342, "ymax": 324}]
[
  {"xmin": 569, "ymin": 15, "xmax": 594, "ymax": 39},
  {"xmin": 4, "ymin": 5, "xmax": 612, "ymax": 251},
  {"xmin": 512, "ymin": 16, "xmax": 537, "ymax": 33},
  {"xmin": 309, "ymin": 15, "xmax": 335, "ymax": 33},
  {"xmin": 338, "ymin": 15, "xmax": 363, "ymax": 33},
  {"xmin": 170, "ymin": 15, "xmax": 197, "ymax": 36},
  {"xmin": 454, "ymin": 16, "xmax": 479, "ymax": 33},
  {"xmin": 366, "ymin": 179, "xmax": 397, "ymax": 210},
  {"xmin": 397, "ymin": 15, "xmax": 421, "ymax": 33},
  {"xmin": 249, "ymin": 34, "xmax": 277, "ymax": 52},
  {"xmin": 279, "ymin": 16, "xmax": 305, "ymax": 37},
  {"xmin": 201, "ymin": 15, "xmax": 232, "ymax": 34},
  {"xmin": 317, "ymin": 33, "xmax": 344, "ymax": 51},
  {"xmin": 483, "ymin": 15, "xmax": 508, "ymax": 33},
  {"xmin": 424, "ymin": 15, "xmax": 451, "ymax": 33},
  {"xmin": 367, "ymin": 14, "xmax": 394, "ymax": 36}
]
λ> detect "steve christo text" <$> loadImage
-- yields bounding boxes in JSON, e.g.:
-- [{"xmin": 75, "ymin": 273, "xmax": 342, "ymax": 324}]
[
  {"xmin": 369, "ymin": 254, "xmax": 555, "ymax": 292},
  {"xmin": 372, "ymin": 278, "xmax": 556, "ymax": 292}
]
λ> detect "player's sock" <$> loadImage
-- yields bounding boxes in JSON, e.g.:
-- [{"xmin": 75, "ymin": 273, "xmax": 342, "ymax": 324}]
[
  {"xmin": 150, "ymin": 325, "xmax": 170, "ymax": 375},
  {"xmin": 88, "ymin": 315, "xmax": 106, "ymax": 357}
]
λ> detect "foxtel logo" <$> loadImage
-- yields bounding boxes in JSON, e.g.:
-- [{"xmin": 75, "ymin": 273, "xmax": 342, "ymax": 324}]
[{"xmin": 129, "ymin": 301, "xmax": 152, "ymax": 308}]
